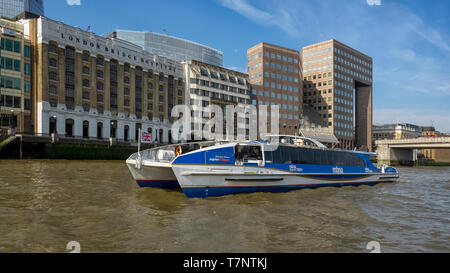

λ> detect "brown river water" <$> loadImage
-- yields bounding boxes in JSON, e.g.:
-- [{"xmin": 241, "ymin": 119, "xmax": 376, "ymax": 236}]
[{"xmin": 0, "ymin": 160, "xmax": 448, "ymax": 253}]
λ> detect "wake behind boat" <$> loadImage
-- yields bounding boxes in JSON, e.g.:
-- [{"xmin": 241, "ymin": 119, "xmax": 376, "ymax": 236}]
[{"xmin": 171, "ymin": 135, "xmax": 400, "ymax": 198}]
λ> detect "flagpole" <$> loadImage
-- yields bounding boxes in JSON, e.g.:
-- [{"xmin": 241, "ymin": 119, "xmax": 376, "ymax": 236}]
[{"xmin": 138, "ymin": 128, "xmax": 141, "ymax": 155}]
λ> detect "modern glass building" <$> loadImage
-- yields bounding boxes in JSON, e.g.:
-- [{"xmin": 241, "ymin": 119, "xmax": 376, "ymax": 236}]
[
  {"xmin": 109, "ymin": 30, "xmax": 223, "ymax": 67},
  {"xmin": 0, "ymin": 0, "xmax": 44, "ymax": 18}
]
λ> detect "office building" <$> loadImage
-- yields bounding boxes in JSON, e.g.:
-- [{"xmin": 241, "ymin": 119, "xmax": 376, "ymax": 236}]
[
  {"xmin": 109, "ymin": 30, "xmax": 223, "ymax": 67},
  {"xmin": 184, "ymin": 59, "xmax": 251, "ymax": 140},
  {"xmin": 247, "ymin": 42, "xmax": 302, "ymax": 136},
  {"xmin": 0, "ymin": 17, "xmax": 32, "ymax": 134},
  {"xmin": 20, "ymin": 16, "xmax": 185, "ymax": 143},
  {"xmin": 301, "ymin": 39, "xmax": 373, "ymax": 151},
  {"xmin": 0, "ymin": 0, "xmax": 44, "ymax": 18}
]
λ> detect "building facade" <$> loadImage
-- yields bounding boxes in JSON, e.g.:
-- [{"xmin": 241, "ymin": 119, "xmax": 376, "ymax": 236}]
[
  {"xmin": 0, "ymin": 17, "xmax": 32, "ymax": 134},
  {"xmin": 246, "ymin": 42, "xmax": 302, "ymax": 136},
  {"xmin": 420, "ymin": 127, "xmax": 450, "ymax": 163},
  {"xmin": 0, "ymin": 0, "xmax": 44, "ymax": 18},
  {"xmin": 109, "ymin": 30, "xmax": 223, "ymax": 67},
  {"xmin": 301, "ymin": 39, "xmax": 373, "ymax": 151},
  {"xmin": 372, "ymin": 123, "xmax": 421, "ymax": 141},
  {"xmin": 20, "ymin": 17, "xmax": 185, "ymax": 143},
  {"xmin": 184, "ymin": 60, "xmax": 251, "ymax": 140}
]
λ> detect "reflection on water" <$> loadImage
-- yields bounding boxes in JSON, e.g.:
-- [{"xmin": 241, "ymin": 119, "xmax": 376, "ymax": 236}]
[{"xmin": 0, "ymin": 160, "xmax": 448, "ymax": 253}]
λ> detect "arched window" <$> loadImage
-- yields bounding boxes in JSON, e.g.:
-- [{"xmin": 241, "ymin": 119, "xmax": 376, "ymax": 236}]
[
  {"xmin": 49, "ymin": 43, "xmax": 57, "ymax": 53},
  {"xmin": 82, "ymin": 79, "xmax": 90, "ymax": 88},
  {"xmin": 83, "ymin": 121, "xmax": 89, "ymax": 138},
  {"xmin": 82, "ymin": 52, "xmax": 90, "ymax": 62},
  {"xmin": 159, "ymin": 128, "xmax": 164, "ymax": 143},
  {"xmin": 97, "ymin": 82, "xmax": 103, "ymax": 91},
  {"xmin": 49, "ymin": 58, "xmax": 57, "ymax": 67},
  {"xmin": 65, "ymin": 119, "xmax": 74, "ymax": 136},
  {"xmin": 49, "ymin": 71, "xmax": 57, "ymax": 81},
  {"xmin": 124, "ymin": 125, "xmax": 129, "ymax": 141},
  {"xmin": 82, "ymin": 66, "xmax": 90, "ymax": 74},
  {"xmin": 49, "ymin": 85, "xmax": 57, "ymax": 94},
  {"xmin": 49, "ymin": 116, "xmax": 57, "ymax": 134},
  {"xmin": 97, "ymin": 122, "xmax": 103, "ymax": 139}
]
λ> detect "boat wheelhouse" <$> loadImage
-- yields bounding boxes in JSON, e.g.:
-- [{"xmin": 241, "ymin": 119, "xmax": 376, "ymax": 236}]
[{"xmin": 171, "ymin": 136, "xmax": 399, "ymax": 198}]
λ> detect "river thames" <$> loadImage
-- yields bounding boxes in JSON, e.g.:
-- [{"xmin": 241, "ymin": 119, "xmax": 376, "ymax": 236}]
[{"xmin": 0, "ymin": 160, "xmax": 448, "ymax": 253}]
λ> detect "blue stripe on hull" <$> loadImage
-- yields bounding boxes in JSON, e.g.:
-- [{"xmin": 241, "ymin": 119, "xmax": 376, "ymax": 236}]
[
  {"xmin": 181, "ymin": 181, "xmax": 393, "ymax": 198},
  {"xmin": 136, "ymin": 180, "xmax": 180, "ymax": 189}
]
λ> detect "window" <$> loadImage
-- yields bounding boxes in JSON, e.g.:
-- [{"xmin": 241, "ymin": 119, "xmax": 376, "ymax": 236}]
[
  {"xmin": 83, "ymin": 103, "xmax": 90, "ymax": 112},
  {"xmin": 82, "ymin": 91, "xmax": 89, "ymax": 100},
  {"xmin": 82, "ymin": 79, "xmax": 90, "ymax": 88},
  {"xmin": 148, "ymin": 82, "xmax": 153, "ymax": 90},
  {"xmin": 49, "ymin": 43, "xmax": 57, "ymax": 53},
  {"xmin": 0, "ymin": 76, "xmax": 21, "ymax": 90},
  {"xmin": 49, "ymin": 71, "xmax": 57, "ymax": 81},
  {"xmin": 97, "ymin": 82, "xmax": 104, "ymax": 91},
  {"xmin": 124, "ymin": 88, "xmax": 130, "ymax": 96},
  {"xmin": 49, "ymin": 98, "xmax": 57, "ymax": 107},
  {"xmin": 13, "ymin": 41, "xmax": 21, "ymax": 53},
  {"xmin": 24, "ymin": 46, "xmax": 31, "ymax": 58},
  {"xmin": 49, "ymin": 58, "xmax": 57, "ymax": 67},
  {"xmin": 24, "ymin": 63, "xmax": 31, "ymax": 75},
  {"xmin": 124, "ymin": 99, "xmax": 130, "ymax": 107},
  {"xmin": 97, "ymin": 70, "xmax": 103, "ymax": 78},
  {"xmin": 82, "ymin": 53, "xmax": 90, "ymax": 62},
  {"xmin": 24, "ymin": 99, "xmax": 31, "ymax": 110},
  {"xmin": 124, "ymin": 77, "xmax": 130, "ymax": 84},
  {"xmin": 96, "ymin": 57, "xmax": 104, "ymax": 66},
  {"xmin": 97, "ymin": 94, "xmax": 103, "ymax": 102},
  {"xmin": 24, "ymin": 81, "xmax": 31, "ymax": 93},
  {"xmin": 159, "ymin": 85, "xmax": 164, "ymax": 92},
  {"xmin": 49, "ymin": 85, "xmax": 57, "ymax": 94},
  {"xmin": 82, "ymin": 66, "xmax": 89, "ymax": 74}
]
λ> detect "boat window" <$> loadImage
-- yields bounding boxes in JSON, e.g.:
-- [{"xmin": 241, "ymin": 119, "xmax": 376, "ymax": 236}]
[
  {"xmin": 235, "ymin": 145, "xmax": 262, "ymax": 162},
  {"xmin": 268, "ymin": 146, "xmax": 365, "ymax": 166}
]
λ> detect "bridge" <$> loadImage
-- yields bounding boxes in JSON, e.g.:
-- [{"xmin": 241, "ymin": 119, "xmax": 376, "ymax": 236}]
[{"xmin": 375, "ymin": 137, "xmax": 450, "ymax": 164}]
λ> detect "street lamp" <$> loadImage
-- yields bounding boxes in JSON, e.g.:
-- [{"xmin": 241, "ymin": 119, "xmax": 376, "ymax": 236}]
[{"xmin": 10, "ymin": 109, "xmax": 14, "ymax": 129}]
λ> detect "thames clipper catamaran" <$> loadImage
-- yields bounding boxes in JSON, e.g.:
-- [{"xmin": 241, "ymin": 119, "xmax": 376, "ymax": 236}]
[{"xmin": 169, "ymin": 135, "xmax": 400, "ymax": 198}]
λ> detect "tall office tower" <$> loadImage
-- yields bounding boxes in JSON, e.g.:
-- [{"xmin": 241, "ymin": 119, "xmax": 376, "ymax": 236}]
[
  {"xmin": 247, "ymin": 42, "xmax": 302, "ymax": 136},
  {"xmin": 0, "ymin": 0, "xmax": 44, "ymax": 18},
  {"xmin": 108, "ymin": 30, "xmax": 223, "ymax": 67},
  {"xmin": 301, "ymin": 39, "xmax": 373, "ymax": 151},
  {"xmin": 20, "ymin": 17, "xmax": 185, "ymax": 143}
]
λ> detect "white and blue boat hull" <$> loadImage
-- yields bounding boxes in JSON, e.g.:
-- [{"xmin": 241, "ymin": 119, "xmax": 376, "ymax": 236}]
[{"xmin": 171, "ymin": 165, "xmax": 399, "ymax": 198}]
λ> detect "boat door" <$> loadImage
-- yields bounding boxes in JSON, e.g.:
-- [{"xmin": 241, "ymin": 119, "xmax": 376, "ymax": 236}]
[{"xmin": 234, "ymin": 144, "xmax": 264, "ymax": 167}]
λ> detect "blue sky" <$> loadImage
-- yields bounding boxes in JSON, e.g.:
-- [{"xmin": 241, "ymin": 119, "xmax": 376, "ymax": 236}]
[{"xmin": 49, "ymin": 0, "xmax": 450, "ymax": 132}]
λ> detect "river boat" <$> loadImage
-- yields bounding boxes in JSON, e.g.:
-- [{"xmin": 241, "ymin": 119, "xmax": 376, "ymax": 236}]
[{"xmin": 171, "ymin": 135, "xmax": 400, "ymax": 198}]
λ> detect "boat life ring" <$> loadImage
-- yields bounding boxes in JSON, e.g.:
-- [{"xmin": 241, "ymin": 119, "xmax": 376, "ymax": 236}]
[{"xmin": 175, "ymin": 146, "xmax": 182, "ymax": 156}]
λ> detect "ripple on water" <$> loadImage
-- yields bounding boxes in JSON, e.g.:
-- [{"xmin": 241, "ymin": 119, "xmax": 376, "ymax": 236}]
[{"xmin": 0, "ymin": 161, "xmax": 448, "ymax": 252}]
